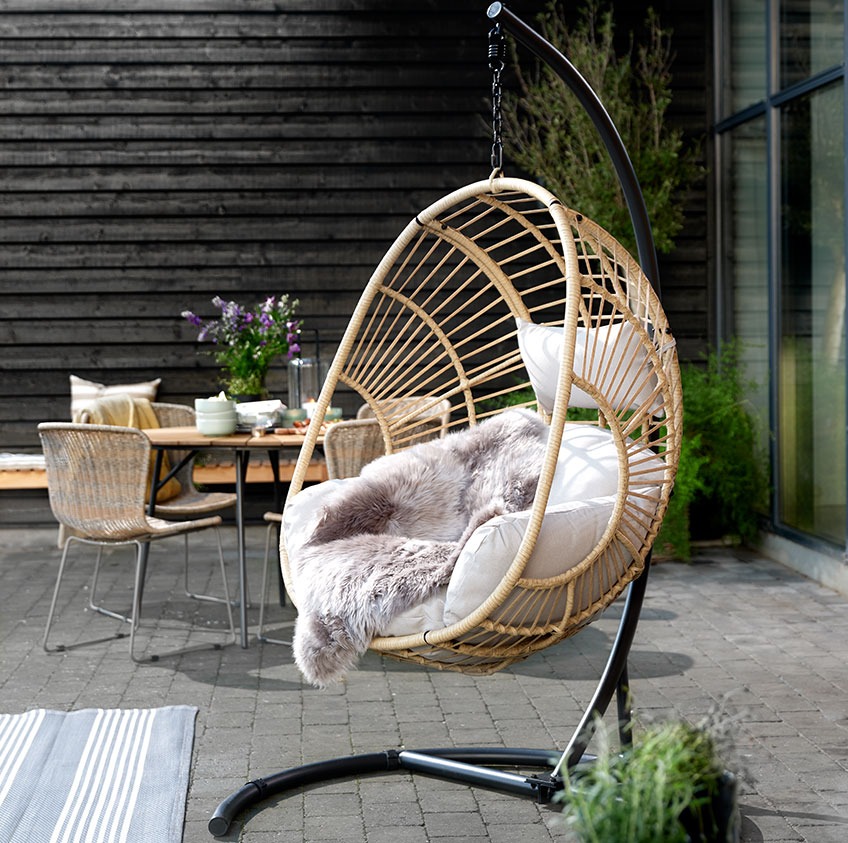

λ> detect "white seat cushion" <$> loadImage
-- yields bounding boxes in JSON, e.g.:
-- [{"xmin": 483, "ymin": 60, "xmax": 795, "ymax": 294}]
[{"xmin": 284, "ymin": 424, "xmax": 664, "ymax": 637}]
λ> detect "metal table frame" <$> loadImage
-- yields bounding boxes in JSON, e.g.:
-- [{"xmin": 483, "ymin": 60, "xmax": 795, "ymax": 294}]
[{"xmin": 146, "ymin": 427, "xmax": 319, "ymax": 648}]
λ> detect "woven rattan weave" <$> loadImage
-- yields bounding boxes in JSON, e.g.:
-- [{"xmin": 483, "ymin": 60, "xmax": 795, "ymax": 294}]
[{"xmin": 280, "ymin": 176, "xmax": 681, "ymax": 674}]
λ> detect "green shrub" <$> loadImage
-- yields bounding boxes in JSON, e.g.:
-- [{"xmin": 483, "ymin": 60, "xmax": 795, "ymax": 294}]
[
  {"xmin": 501, "ymin": 0, "xmax": 701, "ymax": 256},
  {"xmin": 560, "ymin": 718, "xmax": 734, "ymax": 842},
  {"xmin": 658, "ymin": 342, "xmax": 769, "ymax": 559}
]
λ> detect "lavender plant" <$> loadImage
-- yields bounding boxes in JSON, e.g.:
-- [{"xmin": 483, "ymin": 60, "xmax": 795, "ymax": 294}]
[{"xmin": 183, "ymin": 295, "xmax": 301, "ymax": 397}]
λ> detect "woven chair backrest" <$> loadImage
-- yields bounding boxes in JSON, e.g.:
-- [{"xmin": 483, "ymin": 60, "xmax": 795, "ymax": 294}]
[
  {"xmin": 38, "ymin": 423, "xmax": 152, "ymax": 540},
  {"xmin": 150, "ymin": 402, "xmax": 197, "ymax": 490},
  {"xmin": 355, "ymin": 396, "xmax": 452, "ymax": 443},
  {"xmin": 322, "ymin": 418, "xmax": 384, "ymax": 480}
]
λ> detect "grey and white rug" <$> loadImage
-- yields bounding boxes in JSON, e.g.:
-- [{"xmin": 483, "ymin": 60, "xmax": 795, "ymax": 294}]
[{"xmin": 0, "ymin": 706, "xmax": 197, "ymax": 843}]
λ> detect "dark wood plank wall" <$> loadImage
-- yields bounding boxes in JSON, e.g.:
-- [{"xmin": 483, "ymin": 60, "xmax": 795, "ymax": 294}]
[
  {"xmin": 0, "ymin": 0, "xmax": 494, "ymax": 455},
  {"xmin": 0, "ymin": 0, "xmax": 709, "ymax": 522}
]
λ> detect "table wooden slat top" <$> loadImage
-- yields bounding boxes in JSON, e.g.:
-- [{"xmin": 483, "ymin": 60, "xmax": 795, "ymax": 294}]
[{"xmin": 144, "ymin": 426, "xmax": 319, "ymax": 449}]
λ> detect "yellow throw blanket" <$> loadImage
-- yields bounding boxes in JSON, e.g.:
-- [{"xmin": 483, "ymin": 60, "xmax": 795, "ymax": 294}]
[{"xmin": 72, "ymin": 395, "xmax": 182, "ymax": 503}]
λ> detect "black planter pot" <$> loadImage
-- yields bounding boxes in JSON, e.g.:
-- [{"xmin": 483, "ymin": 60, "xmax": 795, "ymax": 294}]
[
  {"xmin": 680, "ymin": 772, "xmax": 740, "ymax": 843},
  {"xmin": 688, "ymin": 494, "xmax": 729, "ymax": 541}
]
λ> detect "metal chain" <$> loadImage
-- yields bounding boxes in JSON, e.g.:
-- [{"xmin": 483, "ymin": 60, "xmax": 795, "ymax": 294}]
[{"xmin": 488, "ymin": 23, "xmax": 505, "ymax": 174}]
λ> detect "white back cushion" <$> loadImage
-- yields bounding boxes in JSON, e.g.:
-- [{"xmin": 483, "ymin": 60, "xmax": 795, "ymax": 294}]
[
  {"xmin": 70, "ymin": 374, "xmax": 161, "ymax": 419},
  {"xmin": 443, "ymin": 424, "xmax": 664, "ymax": 626},
  {"xmin": 516, "ymin": 318, "xmax": 660, "ymax": 414}
]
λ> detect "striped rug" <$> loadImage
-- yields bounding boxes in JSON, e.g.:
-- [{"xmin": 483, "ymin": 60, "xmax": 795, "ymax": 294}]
[{"xmin": 0, "ymin": 706, "xmax": 197, "ymax": 843}]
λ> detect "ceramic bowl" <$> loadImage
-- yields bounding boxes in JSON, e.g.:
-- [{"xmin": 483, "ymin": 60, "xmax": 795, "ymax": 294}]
[
  {"xmin": 196, "ymin": 415, "xmax": 238, "ymax": 436},
  {"xmin": 196, "ymin": 407, "xmax": 238, "ymax": 420},
  {"xmin": 195, "ymin": 397, "xmax": 236, "ymax": 414},
  {"xmin": 280, "ymin": 408, "xmax": 308, "ymax": 426}
]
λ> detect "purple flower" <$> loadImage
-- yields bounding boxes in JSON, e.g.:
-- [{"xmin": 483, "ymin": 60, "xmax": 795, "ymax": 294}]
[{"xmin": 183, "ymin": 292, "xmax": 300, "ymax": 391}]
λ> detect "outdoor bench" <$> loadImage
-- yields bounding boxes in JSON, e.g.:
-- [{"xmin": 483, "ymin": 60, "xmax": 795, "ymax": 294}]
[{"xmin": 0, "ymin": 452, "xmax": 327, "ymax": 490}]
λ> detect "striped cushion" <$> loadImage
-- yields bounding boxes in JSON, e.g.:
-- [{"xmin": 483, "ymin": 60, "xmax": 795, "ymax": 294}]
[{"xmin": 70, "ymin": 374, "xmax": 161, "ymax": 418}]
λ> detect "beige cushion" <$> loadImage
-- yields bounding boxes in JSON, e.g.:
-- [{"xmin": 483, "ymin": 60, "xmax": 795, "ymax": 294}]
[
  {"xmin": 516, "ymin": 318, "xmax": 660, "ymax": 414},
  {"xmin": 442, "ymin": 496, "xmax": 617, "ymax": 626},
  {"xmin": 70, "ymin": 375, "xmax": 161, "ymax": 418},
  {"xmin": 549, "ymin": 424, "xmax": 664, "ymax": 504}
]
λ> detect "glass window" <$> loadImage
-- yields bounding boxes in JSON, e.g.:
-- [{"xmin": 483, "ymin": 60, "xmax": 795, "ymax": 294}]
[
  {"xmin": 726, "ymin": 117, "xmax": 770, "ymax": 450},
  {"xmin": 725, "ymin": 0, "xmax": 767, "ymax": 114},
  {"xmin": 780, "ymin": 0, "xmax": 844, "ymax": 88},
  {"xmin": 778, "ymin": 82, "xmax": 845, "ymax": 543}
]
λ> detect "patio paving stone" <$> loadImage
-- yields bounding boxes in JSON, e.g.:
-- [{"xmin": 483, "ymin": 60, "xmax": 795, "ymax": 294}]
[{"xmin": 1, "ymin": 526, "xmax": 847, "ymax": 841}]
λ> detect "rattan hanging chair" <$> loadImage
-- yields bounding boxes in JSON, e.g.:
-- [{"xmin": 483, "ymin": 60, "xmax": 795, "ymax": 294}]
[
  {"xmin": 279, "ymin": 175, "xmax": 680, "ymax": 679},
  {"xmin": 211, "ymin": 3, "xmax": 683, "ymax": 835}
]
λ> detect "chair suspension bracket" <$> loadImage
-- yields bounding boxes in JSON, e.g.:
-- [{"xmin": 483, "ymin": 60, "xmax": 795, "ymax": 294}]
[{"xmin": 486, "ymin": 1, "xmax": 661, "ymax": 293}]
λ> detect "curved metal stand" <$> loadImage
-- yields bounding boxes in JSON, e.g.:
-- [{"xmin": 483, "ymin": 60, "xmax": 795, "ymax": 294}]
[
  {"xmin": 209, "ymin": 561, "xmax": 649, "ymax": 836},
  {"xmin": 209, "ymin": 3, "xmax": 660, "ymax": 836},
  {"xmin": 209, "ymin": 748, "xmax": 563, "ymax": 837},
  {"xmin": 485, "ymin": 1, "xmax": 659, "ymax": 290}
]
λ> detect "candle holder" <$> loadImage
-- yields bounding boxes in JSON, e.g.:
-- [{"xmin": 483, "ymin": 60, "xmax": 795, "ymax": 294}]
[{"xmin": 287, "ymin": 357, "xmax": 326, "ymax": 419}]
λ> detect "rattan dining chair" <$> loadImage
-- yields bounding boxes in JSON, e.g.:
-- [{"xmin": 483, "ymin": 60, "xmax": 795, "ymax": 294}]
[
  {"xmin": 39, "ymin": 422, "xmax": 235, "ymax": 662},
  {"xmin": 256, "ymin": 416, "xmax": 389, "ymax": 644},
  {"xmin": 355, "ymin": 396, "xmax": 452, "ymax": 440},
  {"xmin": 322, "ymin": 418, "xmax": 385, "ymax": 480},
  {"xmin": 74, "ymin": 398, "xmax": 238, "ymax": 606}
]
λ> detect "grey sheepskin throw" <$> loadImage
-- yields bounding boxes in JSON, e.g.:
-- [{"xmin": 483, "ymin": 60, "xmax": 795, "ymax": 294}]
[{"xmin": 291, "ymin": 409, "xmax": 549, "ymax": 686}]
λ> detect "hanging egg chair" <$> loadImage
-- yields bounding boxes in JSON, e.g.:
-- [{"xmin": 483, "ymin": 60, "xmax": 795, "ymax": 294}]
[{"xmin": 211, "ymin": 2, "xmax": 683, "ymax": 835}]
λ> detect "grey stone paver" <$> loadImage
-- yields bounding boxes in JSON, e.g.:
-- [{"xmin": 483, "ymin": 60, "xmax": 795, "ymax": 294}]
[{"xmin": 2, "ymin": 526, "xmax": 848, "ymax": 841}]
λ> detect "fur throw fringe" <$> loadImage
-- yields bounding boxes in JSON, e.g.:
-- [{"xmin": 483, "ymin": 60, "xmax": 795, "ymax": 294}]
[{"xmin": 291, "ymin": 409, "xmax": 549, "ymax": 686}]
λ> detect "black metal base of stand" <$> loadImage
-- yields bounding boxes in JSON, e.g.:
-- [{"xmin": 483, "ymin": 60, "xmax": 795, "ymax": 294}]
[
  {"xmin": 208, "ymin": 747, "xmax": 565, "ymax": 837},
  {"xmin": 209, "ymin": 564, "xmax": 649, "ymax": 837}
]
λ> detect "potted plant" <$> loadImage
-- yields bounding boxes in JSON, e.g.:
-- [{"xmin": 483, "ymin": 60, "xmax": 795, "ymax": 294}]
[
  {"xmin": 560, "ymin": 716, "xmax": 741, "ymax": 842},
  {"xmin": 182, "ymin": 294, "xmax": 301, "ymax": 400}
]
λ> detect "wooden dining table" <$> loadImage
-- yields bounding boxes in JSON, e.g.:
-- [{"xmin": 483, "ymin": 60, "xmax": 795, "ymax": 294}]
[{"xmin": 144, "ymin": 426, "xmax": 324, "ymax": 648}]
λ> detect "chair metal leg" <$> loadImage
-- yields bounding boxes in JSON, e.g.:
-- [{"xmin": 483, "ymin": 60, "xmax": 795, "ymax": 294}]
[
  {"xmin": 130, "ymin": 528, "xmax": 236, "ymax": 663},
  {"xmin": 182, "ymin": 533, "xmax": 246, "ymax": 608},
  {"xmin": 40, "ymin": 529, "xmax": 234, "ymax": 662},
  {"xmin": 257, "ymin": 520, "xmax": 293, "ymax": 645},
  {"xmin": 43, "ymin": 536, "xmax": 128, "ymax": 653},
  {"xmin": 88, "ymin": 545, "xmax": 134, "ymax": 623}
]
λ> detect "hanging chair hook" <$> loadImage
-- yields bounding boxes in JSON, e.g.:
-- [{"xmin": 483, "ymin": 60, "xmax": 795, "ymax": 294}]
[{"xmin": 488, "ymin": 22, "xmax": 506, "ymax": 175}]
